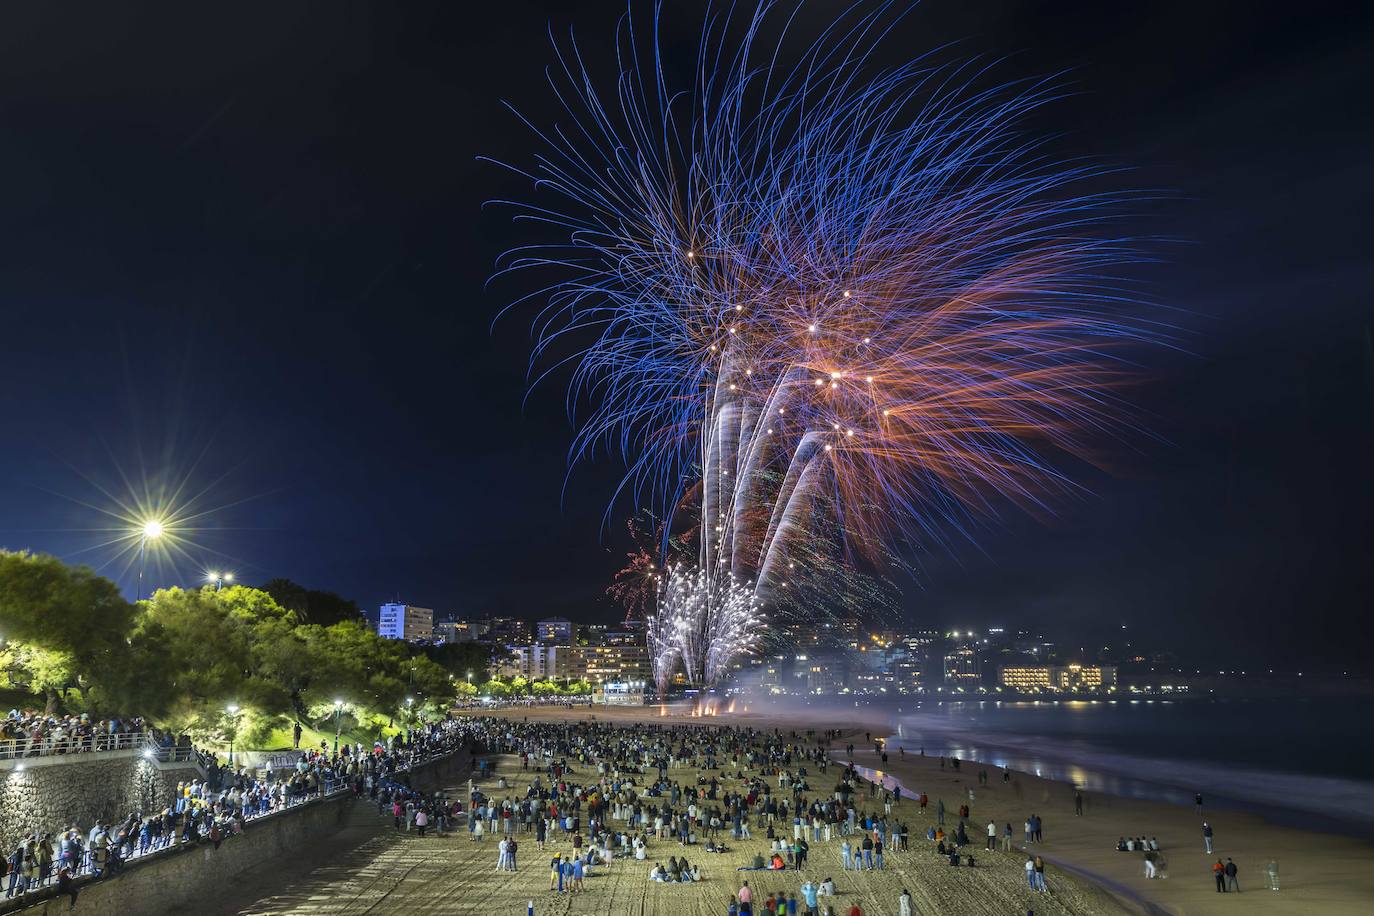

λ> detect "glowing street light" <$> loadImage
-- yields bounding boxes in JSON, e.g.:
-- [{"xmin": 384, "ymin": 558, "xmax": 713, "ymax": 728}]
[
  {"xmin": 136, "ymin": 519, "xmax": 165, "ymax": 602},
  {"xmin": 225, "ymin": 703, "xmax": 242, "ymax": 767},
  {"xmin": 333, "ymin": 699, "xmax": 344, "ymax": 756},
  {"xmin": 206, "ymin": 571, "xmax": 234, "ymax": 591}
]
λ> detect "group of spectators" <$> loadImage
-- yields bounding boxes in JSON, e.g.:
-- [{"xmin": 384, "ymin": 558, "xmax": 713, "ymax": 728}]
[
  {"xmin": 391, "ymin": 718, "xmax": 953, "ymax": 895},
  {"xmin": 1, "ymin": 717, "xmax": 475, "ymax": 908},
  {"xmin": 0, "ymin": 711, "xmax": 195, "ymax": 759}
]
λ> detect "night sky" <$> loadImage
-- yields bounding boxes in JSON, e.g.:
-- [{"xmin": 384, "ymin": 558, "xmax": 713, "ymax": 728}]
[{"xmin": 0, "ymin": 1, "xmax": 1369, "ymax": 670}]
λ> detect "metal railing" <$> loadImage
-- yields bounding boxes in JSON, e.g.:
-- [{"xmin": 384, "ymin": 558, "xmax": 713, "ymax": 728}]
[{"xmin": 0, "ymin": 731, "xmax": 196, "ymax": 762}]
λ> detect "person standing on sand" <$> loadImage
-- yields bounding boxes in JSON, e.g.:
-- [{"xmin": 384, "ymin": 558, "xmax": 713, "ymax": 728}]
[
  {"xmin": 1225, "ymin": 858, "xmax": 1239, "ymax": 892},
  {"xmin": 1213, "ymin": 859, "xmax": 1226, "ymax": 892},
  {"xmin": 936, "ymin": 799, "xmax": 944, "ymax": 825},
  {"xmin": 801, "ymin": 880, "xmax": 819, "ymax": 916},
  {"xmin": 1074, "ymin": 792, "xmax": 1083, "ymax": 816},
  {"xmin": 1034, "ymin": 855, "xmax": 1047, "ymax": 891},
  {"xmin": 840, "ymin": 838, "xmax": 852, "ymax": 870},
  {"xmin": 898, "ymin": 889, "xmax": 912, "ymax": 916},
  {"xmin": 1002, "ymin": 823, "xmax": 1013, "ymax": 852},
  {"xmin": 1202, "ymin": 822, "xmax": 1214, "ymax": 854},
  {"xmin": 986, "ymin": 820, "xmax": 996, "ymax": 850},
  {"xmin": 738, "ymin": 880, "xmax": 754, "ymax": 915},
  {"xmin": 1025, "ymin": 856, "xmax": 1036, "ymax": 889},
  {"xmin": 1196, "ymin": 793, "xmax": 1204, "ymax": 814}
]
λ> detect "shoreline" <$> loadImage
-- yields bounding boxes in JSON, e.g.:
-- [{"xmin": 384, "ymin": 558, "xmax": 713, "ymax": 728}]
[{"xmin": 463, "ymin": 702, "xmax": 1374, "ymax": 915}]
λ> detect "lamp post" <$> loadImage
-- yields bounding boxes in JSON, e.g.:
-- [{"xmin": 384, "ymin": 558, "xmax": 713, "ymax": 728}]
[
  {"xmin": 207, "ymin": 571, "xmax": 234, "ymax": 591},
  {"xmin": 226, "ymin": 704, "xmax": 241, "ymax": 767},
  {"xmin": 136, "ymin": 520, "xmax": 164, "ymax": 601},
  {"xmin": 333, "ymin": 699, "xmax": 344, "ymax": 756}
]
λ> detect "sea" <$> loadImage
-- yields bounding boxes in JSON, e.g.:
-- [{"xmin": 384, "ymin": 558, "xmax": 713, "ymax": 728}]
[{"xmin": 845, "ymin": 695, "xmax": 1374, "ymax": 836}]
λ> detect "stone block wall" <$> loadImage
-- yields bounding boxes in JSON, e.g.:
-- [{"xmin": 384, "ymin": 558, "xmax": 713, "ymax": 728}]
[
  {"xmin": 5, "ymin": 747, "xmax": 473, "ymax": 916},
  {"xmin": 0, "ymin": 754, "xmax": 201, "ymax": 852}
]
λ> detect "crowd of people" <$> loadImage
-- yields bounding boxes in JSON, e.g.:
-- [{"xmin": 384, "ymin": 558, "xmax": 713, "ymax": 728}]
[
  {"xmin": 376, "ymin": 715, "xmax": 1056, "ymax": 910},
  {"xmin": 0, "ymin": 711, "xmax": 194, "ymax": 760},
  {"xmin": 1, "ymin": 717, "xmax": 475, "ymax": 908}
]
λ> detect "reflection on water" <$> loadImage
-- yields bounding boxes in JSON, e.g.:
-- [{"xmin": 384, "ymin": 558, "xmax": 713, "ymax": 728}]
[{"xmin": 886, "ymin": 699, "xmax": 1374, "ymax": 834}]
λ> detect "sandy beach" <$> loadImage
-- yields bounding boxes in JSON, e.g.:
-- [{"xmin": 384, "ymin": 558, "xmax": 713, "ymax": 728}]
[
  {"xmin": 458, "ymin": 703, "xmax": 1374, "ymax": 916},
  {"xmin": 221, "ymin": 704, "xmax": 1126, "ymax": 916}
]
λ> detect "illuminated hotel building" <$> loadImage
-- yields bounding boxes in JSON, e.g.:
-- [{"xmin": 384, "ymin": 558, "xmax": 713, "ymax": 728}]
[
  {"xmin": 999, "ymin": 664, "xmax": 1119, "ymax": 692},
  {"xmin": 943, "ymin": 648, "xmax": 982, "ymax": 684},
  {"xmin": 999, "ymin": 666, "xmax": 1055, "ymax": 691},
  {"xmin": 577, "ymin": 644, "xmax": 651, "ymax": 683}
]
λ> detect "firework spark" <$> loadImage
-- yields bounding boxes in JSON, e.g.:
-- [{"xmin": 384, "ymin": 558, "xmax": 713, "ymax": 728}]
[
  {"xmin": 493, "ymin": 1, "xmax": 1162, "ymax": 683},
  {"xmin": 647, "ymin": 564, "xmax": 762, "ymax": 690}
]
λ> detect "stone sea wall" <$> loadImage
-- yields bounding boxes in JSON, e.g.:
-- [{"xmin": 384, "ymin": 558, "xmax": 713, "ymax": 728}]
[
  {"xmin": 4, "ymin": 746, "xmax": 473, "ymax": 916},
  {"xmin": 0, "ymin": 753, "xmax": 202, "ymax": 852}
]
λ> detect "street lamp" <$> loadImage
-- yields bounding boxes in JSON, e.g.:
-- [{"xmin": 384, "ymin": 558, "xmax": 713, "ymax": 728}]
[
  {"xmin": 226, "ymin": 704, "xmax": 241, "ymax": 767},
  {"xmin": 136, "ymin": 520, "xmax": 164, "ymax": 601},
  {"xmin": 333, "ymin": 699, "xmax": 344, "ymax": 755}
]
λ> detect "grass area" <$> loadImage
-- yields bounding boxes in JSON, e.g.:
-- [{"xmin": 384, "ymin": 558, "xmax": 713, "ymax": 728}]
[{"xmin": 203, "ymin": 719, "xmax": 411, "ymax": 755}]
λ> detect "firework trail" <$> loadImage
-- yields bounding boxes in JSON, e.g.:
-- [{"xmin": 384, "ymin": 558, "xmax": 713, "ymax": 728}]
[{"xmin": 491, "ymin": 1, "xmax": 1162, "ymax": 684}]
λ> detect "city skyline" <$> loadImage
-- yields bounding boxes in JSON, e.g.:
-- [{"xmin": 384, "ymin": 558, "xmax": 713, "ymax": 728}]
[{"xmin": 0, "ymin": 1, "xmax": 1370, "ymax": 672}]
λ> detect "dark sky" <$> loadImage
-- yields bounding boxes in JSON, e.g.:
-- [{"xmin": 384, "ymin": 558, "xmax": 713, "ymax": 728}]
[{"xmin": 0, "ymin": 2, "xmax": 1369, "ymax": 670}]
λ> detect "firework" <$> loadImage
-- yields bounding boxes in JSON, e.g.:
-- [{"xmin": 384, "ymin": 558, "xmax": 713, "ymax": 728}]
[
  {"xmin": 493, "ymin": 2, "xmax": 1159, "ymax": 684},
  {"xmin": 647, "ymin": 564, "xmax": 762, "ymax": 691}
]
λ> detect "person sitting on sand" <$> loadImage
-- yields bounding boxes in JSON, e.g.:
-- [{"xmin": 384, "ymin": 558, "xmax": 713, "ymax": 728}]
[
  {"xmin": 819, "ymin": 877, "xmax": 835, "ymax": 897},
  {"xmin": 770, "ymin": 852, "xmax": 786, "ymax": 870},
  {"xmin": 947, "ymin": 848, "xmax": 960, "ymax": 866},
  {"xmin": 650, "ymin": 862, "xmax": 667, "ymax": 881}
]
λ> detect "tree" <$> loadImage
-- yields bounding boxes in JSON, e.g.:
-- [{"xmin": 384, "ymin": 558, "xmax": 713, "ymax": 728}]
[
  {"xmin": 0, "ymin": 551, "xmax": 137, "ymax": 712},
  {"xmin": 422, "ymin": 641, "xmax": 493, "ymax": 681},
  {"xmin": 260, "ymin": 578, "xmax": 364, "ymax": 627}
]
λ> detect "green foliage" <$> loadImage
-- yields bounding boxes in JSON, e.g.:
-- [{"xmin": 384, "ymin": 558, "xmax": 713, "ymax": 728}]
[
  {"xmin": 0, "ymin": 551, "xmax": 140, "ymax": 712},
  {"xmin": 259, "ymin": 578, "xmax": 365, "ymax": 627},
  {"xmin": 421, "ymin": 641, "xmax": 493, "ymax": 680},
  {"xmin": 476, "ymin": 674, "xmax": 594, "ymax": 698},
  {"xmin": 0, "ymin": 553, "xmax": 461, "ymax": 746}
]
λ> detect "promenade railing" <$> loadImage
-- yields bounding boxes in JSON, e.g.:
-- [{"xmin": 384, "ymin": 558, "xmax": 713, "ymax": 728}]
[{"xmin": 0, "ymin": 731, "xmax": 196, "ymax": 762}]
